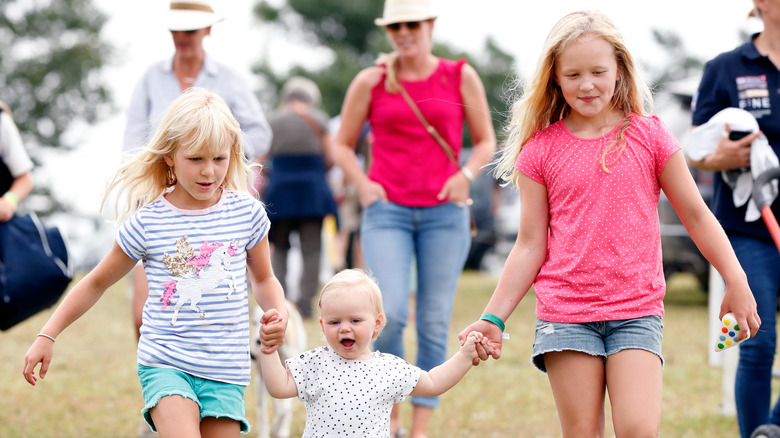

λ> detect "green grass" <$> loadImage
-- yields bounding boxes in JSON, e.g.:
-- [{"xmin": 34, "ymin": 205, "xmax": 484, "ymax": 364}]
[{"xmin": 0, "ymin": 271, "xmax": 771, "ymax": 437}]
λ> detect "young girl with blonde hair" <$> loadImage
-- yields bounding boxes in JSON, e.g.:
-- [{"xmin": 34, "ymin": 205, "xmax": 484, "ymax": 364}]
[
  {"xmin": 23, "ymin": 87, "xmax": 288, "ymax": 438},
  {"xmin": 460, "ymin": 10, "xmax": 760, "ymax": 437}
]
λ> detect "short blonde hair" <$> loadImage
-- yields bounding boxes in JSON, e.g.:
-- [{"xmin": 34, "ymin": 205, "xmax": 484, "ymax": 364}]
[
  {"xmin": 319, "ymin": 269, "xmax": 386, "ymax": 339},
  {"xmin": 102, "ymin": 87, "xmax": 256, "ymax": 221}
]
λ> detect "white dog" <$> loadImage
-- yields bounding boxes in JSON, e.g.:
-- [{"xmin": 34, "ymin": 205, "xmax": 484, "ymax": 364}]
[{"xmin": 250, "ymin": 301, "xmax": 307, "ymax": 438}]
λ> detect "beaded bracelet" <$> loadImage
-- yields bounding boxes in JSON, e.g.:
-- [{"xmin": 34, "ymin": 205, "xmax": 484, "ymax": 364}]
[
  {"xmin": 37, "ymin": 333, "xmax": 56, "ymax": 343},
  {"xmin": 480, "ymin": 312, "xmax": 505, "ymax": 332}
]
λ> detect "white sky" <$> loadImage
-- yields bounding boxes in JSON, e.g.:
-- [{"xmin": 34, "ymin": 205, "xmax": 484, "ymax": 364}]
[{"xmin": 48, "ymin": 0, "xmax": 759, "ymax": 216}]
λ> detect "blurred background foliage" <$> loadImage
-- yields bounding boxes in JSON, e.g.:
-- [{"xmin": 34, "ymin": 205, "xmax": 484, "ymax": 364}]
[
  {"xmin": 0, "ymin": 0, "xmax": 113, "ymax": 149},
  {"xmin": 0, "ymin": 0, "xmax": 114, "ymax": 213}
]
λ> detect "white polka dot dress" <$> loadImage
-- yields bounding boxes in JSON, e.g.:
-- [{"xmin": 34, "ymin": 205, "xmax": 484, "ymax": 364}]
[
  {"xmin": 286, "ymin": 346, "xmax": 422, "ymax": 437},
  {"xmin": 515, "ymin": 115, "xmax": 680, "ymax": 323}
]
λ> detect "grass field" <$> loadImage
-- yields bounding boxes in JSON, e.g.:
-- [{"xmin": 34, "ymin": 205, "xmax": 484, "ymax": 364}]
[{"xmin": 1, "ymin": 270, "xmax": 774, "ymax": 437}]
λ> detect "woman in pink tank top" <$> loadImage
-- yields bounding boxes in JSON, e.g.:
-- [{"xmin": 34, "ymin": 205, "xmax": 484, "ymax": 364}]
[{"xmin": 332, "ymin": 0, "xmax": 495, "ymax": 436}]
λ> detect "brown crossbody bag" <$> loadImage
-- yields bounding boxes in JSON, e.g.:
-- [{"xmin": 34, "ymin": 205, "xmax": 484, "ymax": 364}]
[{"xmin": 396, "ymin": 84, "xmax": 478, "ymax": 236}]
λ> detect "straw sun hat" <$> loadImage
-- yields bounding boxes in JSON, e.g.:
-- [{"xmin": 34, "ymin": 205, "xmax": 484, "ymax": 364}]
[
  {"xmin": 167, "ymin": 0, "xmax": 224, "ymax": 31},
  {"xmin": 374, "ymin": 0, "xmax": 438, "ymax": 26}
]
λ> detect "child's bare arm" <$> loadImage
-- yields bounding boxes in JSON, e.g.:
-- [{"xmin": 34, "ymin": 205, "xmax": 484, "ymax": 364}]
[
  {"xmin": 661, "ymin": 150, "xmax": 760, "ymax": 338},
  {"xmin": 247, "ymin": 236, "xmax": 288, "ymax": 352},
  {"xmin": 258, "ymin": 352, "xmax": 298, "ymax": 399},
  {"xmin": 22, "ymin": 243, "xmax": 137, "ymax": 385},
  {"xmin": 459, "ymin": 174, "xmax": 549, "ymax": 364},
  {"xmin": 258, "ymin": 329, "xmax": 299, "ymax": 399},
  {"xmin": 411, "ymin": 332, "xmax": 482, "ymax": 397}
]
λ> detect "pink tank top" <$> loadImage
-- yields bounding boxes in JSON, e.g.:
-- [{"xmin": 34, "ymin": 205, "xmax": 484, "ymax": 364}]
[{"xmin": 368, "ymin": 58, "xmax": 466, "ymax": 207}]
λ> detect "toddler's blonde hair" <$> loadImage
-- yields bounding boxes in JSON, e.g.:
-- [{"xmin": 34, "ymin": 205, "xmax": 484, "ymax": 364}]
[{"xmin": 319, "ymin": 269, "xmax": 386, "ymax": 340}]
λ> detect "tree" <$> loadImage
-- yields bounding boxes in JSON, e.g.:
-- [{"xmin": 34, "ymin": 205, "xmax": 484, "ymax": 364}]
[
  {"xmin": 0, "ymin": 0, "xmax": 114, "ymax": 212},
  {"xmin": 0, "ymin": 0, "xmax": 113, "ymax": 151},
  {"xmin": 647, "ymin": 29, "xmax": 705, "ymax": 88},
  {"xmin": 252, "ymin": 0, "xmax": 517, "ymax": 144}
]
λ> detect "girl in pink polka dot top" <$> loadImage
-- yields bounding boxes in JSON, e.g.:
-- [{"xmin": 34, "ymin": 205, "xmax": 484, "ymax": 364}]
[{"xmin": 459, "ymin": 10, "xmax": 761, "ymax": 437}]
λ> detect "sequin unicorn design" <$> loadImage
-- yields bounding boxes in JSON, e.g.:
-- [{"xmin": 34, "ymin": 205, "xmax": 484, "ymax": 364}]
[{"xmin": 161, "ymin": 236, "xmax": 239, "ymax": 325}]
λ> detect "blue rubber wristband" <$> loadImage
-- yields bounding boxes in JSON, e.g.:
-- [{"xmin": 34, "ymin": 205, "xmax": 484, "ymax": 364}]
[{"xmin": 480, "ymin": 312, "xmax": 505, "ymax": 332}]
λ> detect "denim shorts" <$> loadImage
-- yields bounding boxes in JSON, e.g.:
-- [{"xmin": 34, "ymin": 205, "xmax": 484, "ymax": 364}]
[
  {"xmin": 531, "ymin": 315, "xmax": 664, "ymax": 373},
  {"xmin": 137, "ymin": 364, "xmax": 249, "ymax": 433}
]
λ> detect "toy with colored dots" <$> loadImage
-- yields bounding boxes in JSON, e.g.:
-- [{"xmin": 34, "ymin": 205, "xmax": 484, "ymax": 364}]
[{"xmin": 714, "ymin": 313, "xmax": 751, "ymax": 352}]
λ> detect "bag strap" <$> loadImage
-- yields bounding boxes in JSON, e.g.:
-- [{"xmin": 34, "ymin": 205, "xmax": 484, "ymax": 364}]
[
  {"xmin": 27, "ymin": 212, "xmax": 72, "ymax": 277},
  {"xmin": 397, "ymin": 85, "xmax": 460, "ymax": 168}
]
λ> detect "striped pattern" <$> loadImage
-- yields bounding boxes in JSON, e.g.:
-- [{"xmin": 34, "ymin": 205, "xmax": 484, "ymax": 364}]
[{"xmin": 118, "ymin": 190, "xmax": 268, "ymax": 385}]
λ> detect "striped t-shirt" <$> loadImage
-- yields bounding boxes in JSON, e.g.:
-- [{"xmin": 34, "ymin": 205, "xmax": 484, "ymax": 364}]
[{"xmin": 117, "ymin": 190, "xmax": 268, "ymax": 385}]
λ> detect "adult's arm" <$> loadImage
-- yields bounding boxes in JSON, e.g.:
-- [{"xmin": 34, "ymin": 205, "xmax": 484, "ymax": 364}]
[
  {"xmin": 225, "ymin": 72, "xmax": 273, "ymax": 160},
  {"xmin": 437, "ymin": 63, "xmax": 497, "ymax": 204},
  {"xmin": 459, "ymin": 63, "xmax": 496, "ymax": 179},
  {"xmin": 0, "ymin": 171, "xmax": 33, "ymax": 222},
  {"xmin": 333, "ymin": 67, "xmax": 387, "ymax": 208},
  {"xmin": 123, "ymin": 74, "xmax": 153, "ymax": 156},
  {"xmin": 687, "ymin": 125, "xmax": 758, "ymax": 171},
  {"xmin": 0, "ymin": 112, "xmax": 34, "ymax": 221},
  {"xmin": 687, "ymin": 57, "xmax": 758, "ymax": 172}
]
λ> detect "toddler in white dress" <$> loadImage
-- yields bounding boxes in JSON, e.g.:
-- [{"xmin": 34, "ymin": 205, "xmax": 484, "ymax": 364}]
[{"xmin": 259, "ymin": 268, "xmax": 484, "ymax": 437}]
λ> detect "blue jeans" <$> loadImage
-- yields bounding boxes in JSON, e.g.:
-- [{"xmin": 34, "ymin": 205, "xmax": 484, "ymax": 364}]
[
  {"xmin": 731, "ymin": 234, "xmax": 780, "ymax": 438},
  {"xmin": 531, "ymin": 316, "xmax": 664, "ymax": 373},
  {"xmin": 361, "ymin": 200, "xmax": 470, "ymax": 409}
]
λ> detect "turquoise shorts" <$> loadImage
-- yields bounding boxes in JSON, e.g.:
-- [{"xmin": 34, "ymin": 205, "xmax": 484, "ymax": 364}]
[{"xmin": 137, "ymin": 364, "xmax": 249, "ymax": 433}]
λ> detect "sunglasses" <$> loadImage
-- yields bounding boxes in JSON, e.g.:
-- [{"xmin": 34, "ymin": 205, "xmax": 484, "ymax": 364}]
[{"xmin": 386, "ymin": 21, "xmax": 421, "ymax": 31}]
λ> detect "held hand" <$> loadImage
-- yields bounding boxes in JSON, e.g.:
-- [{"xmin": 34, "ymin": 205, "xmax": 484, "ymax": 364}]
[
  {"xmin": 720, "ymin": 282, "xmax": 761, "ymax": 342},
  {"xmin": 22, "ymin": 337, "xmax": 55, "ymax": 386},
  {"xmin": 437, "ymin": 171, "xmax": 471, "ymax": 205},
  {"xmin": 259, "ymin": 308, "xmax": 288, "ymax": 354},
  {"xmin": 458, "ymin": 320, "xmax": 503, "ymax": 365},
  {"xmin": 459, "ymin": 331, "xmax": 485, "ymax": 364},
  {"xmin": 708, "ymin": 124, "xmax": 760, "ymax": 170},
  {"xmin": 357, "ymin": 180, "xmax": 387, "ymax": 209}
]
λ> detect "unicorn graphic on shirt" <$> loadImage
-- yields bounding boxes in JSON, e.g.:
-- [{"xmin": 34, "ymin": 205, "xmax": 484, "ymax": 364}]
[{"xmin": 161, "ymin": 236, "xmax": 239, "ymax": 325}]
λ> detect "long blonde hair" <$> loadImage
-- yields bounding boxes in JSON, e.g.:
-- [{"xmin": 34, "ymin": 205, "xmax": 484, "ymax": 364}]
[
  {"xmin": 495, "ymin": 10, "xmax": 653, "ymax": 185},
  {"xmin": 101, "ymin": 87, "xmax": 255, "ymax": 221}
]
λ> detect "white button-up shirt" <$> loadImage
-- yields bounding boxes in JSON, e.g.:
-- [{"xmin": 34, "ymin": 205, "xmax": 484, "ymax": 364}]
[{"xmin": 122, "ymin": 54, "xmax": 272, "ymax": 159}]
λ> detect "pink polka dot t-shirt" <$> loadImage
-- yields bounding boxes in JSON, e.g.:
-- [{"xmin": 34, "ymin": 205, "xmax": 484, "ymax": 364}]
[{"xmin": 516, "ymin": 115, "xmax": 680, "ymax": 322}]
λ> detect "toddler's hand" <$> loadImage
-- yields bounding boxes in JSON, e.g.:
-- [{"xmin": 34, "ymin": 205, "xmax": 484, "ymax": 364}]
[
  {"xmin": 459, "ymin": 320, "xmax": 503, "ymax": 365},
  {"xmin": 461, "ymin": 331, "xmax": 486, "ymax": 363}
]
